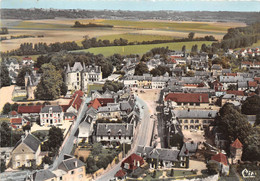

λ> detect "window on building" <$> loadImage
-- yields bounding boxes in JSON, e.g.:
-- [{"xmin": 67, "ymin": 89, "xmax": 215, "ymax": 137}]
[
  {"xmin": 196, "ymin": 103, "xmax": 200, "ymax": 106},
  {"xmin": 101, "ymin": 136, "xmax": 103, "ymax": 140},
  {"xmin": 203, "ymin": 120, "xmax": 207, "ymax": 124},
  {"xmin": 114, "ymin": 136, "xmax": 116, "ymax": 139},
  {"xmin": 177, "ymin": 103, "xmax": 181, "ymax": 106},
  {"xmin": 179, "ymin": 120, "xmax": 182, "ymax": 123},
  {"xmin": 190, "ymin": 120, "xmax": 194, "ymax": 123},
  {"xmin": 180, "ymin": 162, "xmax": 186, "ymax": 167},
  {"xmin": 184, "ymin": 126, "xmax": 188, "ymax": 129},
  {"xmin": 70, "ymin": 171, "xmax": 74, "ymax": 175},
  {"xmin": 78, "ymin": 174, "xmax": 83, "ymax": 178},
  {"xmin": 190, "ymin": 125, "xmax": 194, "ymax": 129},
  {"xmin": 195, "ymin": 120, "xmax": 199, "ymax": 123},
  {"xmin": 108, "ymin": 136, "xmax": 110, "ymax": 140},
  {"xmin": 184, "ymin": 120, "xmax": 188, "ymax": 123},
  {"xmin": 59, "ymin": 176, "xmax": 63, "ymax": 180},
  {"xmin": 129, "ymin": 136, "xmax": 131, "ymax": 139},
  {"xmin": 17, "ymin": 162, "xmax": 20, "ymax": 167}
]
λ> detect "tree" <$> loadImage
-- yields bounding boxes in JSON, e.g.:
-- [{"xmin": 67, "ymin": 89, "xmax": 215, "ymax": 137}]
[
  {"xmin": 134, "ymin": 62, "xmax": 149, "ymax": 75},
  {"xmin": 16, "ymin": 66, "xmax": 32, "ymax": 86},
  {"xmin": 11, "ymin": 103, "xmax": 19, "ymax": 112},
  {"xmin": 103, "ymin": 81, "xmax": 124, "ymax": 92},
  {"xmin": 22, "ymin": 124, "xmax": 31, "ymax": 132},
  {"xmin": 254, "ymin": 114, "xmax": 260, "ymax": 126},
  {"xmin": 0, "ymin": 159, "xmax": 6, "ymax": 173},
  {"xmin": 0, "ymin": 122, "xmax": 11, "ymax": 147},
  {"xmin": 42, "ymin": 155, "xmax": 53, "ymax": 165},
  {"xmin": 0, "ymin": 62, "xmax": 11, "ymax": 88},
  {"xmin": 188, "ymin": 32, "xmax": 195, "ymax": 40},
  {"xmin": 91, "ymin": 143, "xmax": 103, "ymax": 156},
  {"xmin": 242, "ymin": 95, "xmax": 260, "ymax": 115},
  {"xmin": 48, "ymin": 126, "xmax": 63, "ymax": 151},
  {"xmin": 170, "ymin": 168, "xmax": 174, "ymax": 176},
  {"xmin": 35, "ymin": 63, "xmax": 63, "ymax": 100},
  {"xmin": 186, "ymin": 71, "xmax": 195, "ymax": 77},
  {"xmin": 182, "ymin": 45, "xmax": 186, "ymax": 52},
  {"xmin": 242, "ymin": 128, "xmax": 260, "ymax": 161},
  {"xmin": 215, "ymin": 103, "xmax": 252, "ymax": 145},
  {"xmin": 2, "ymin": 103, "xmax": 11, "ymax": 115},
  {"xmin": 207, "ymin": 161, "xmax": 219, "ymax": 175},
  {"xmin": 227, "ymin": 84, "xmax": 237, "ymax": 91},
  {"xmin": 60, "ymin": 82, "xmax": 68, "ymax": 96}
]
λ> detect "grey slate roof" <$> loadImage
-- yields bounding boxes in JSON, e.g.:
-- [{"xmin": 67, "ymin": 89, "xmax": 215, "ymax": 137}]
[
  {"xmin": 96, "ymin": 123, "xmax": 133, "ymax": 136},
  {"xmin": 58, "ymin": 157, "xmax": 85, "ymax": 172},
  {"xmin": 136, "ymin": 146, "xmax": 180, "ymax": 161},
  {"xmin": 13, "ymin": 134, "xmax": 41, "ymax": 152},
  {"xmin": 40, "ymin": 106, "xmax": 63, "ymax": 113},
  {"xmin": 219, "ymin": 76, "xmax": 244, "ymax": 83},
  {"xmin": 181, "ymin": 77, "xmax": 202, "ymax": 84},
  {"xmin": 172, "ymin": 110, "xmax": 217, "ymax": 119},
  {"xmin": 33, "ymin": 169, "xmax": 56, "ymax": 181},
  {"xmin": 211, "ymin": 64, "xmax": 222, "ymax": 70},
  {"xmin": 97, "ymin": 103, "xmax": 121, "ymax": 112},
  {"xmin": 71, "ymin": 62, "xmax": 83, "ymax": 72},
  {"xmin": 222, "ymin": 69, "xmax": 231, "ymax": 74},
  {"xmin": 237, "ymin": 82, "xmax": 248, "ymax": 89},
  {"xmin": 120, "ymin": 101, "xmax": 132, "ymax": 111},
  {"xmin": 179, "ymin": 142, "xmax": 198, "ymax": 156}
]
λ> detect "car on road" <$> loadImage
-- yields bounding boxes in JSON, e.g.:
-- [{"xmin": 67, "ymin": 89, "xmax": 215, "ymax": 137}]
[{"xmin": 142, "ymin": 106, "xmax": 144, "ymax": 109}]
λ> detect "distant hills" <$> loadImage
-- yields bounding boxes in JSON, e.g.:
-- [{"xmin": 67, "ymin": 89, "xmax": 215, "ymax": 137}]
[{"xmin": 1, "ymin": 9, "xmax": 260, "ymax": 24}]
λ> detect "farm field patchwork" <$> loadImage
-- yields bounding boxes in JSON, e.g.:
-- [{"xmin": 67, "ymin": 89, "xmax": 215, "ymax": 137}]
[
  {"xmin": 72, "ymin": 41, "xmax": 214, "ymax": 57},
  {"xmin": 0, "ymin": 19, "xmax": 245, "ymax": 52}
]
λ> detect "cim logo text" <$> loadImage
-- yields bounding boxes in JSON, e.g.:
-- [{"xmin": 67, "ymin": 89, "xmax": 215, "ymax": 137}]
[{"xmin": 242, "ymin": 168, "xmax": 256, "ymax": 178}]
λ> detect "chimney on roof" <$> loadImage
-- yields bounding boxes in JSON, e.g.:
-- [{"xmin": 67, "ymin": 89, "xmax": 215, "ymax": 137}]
[
  {"xmin": 21, "ymin": 135, "xmax": 25, "ymax": 142},
  {"xmin": 74, "ymin": 161, "xmax": 77, "ymax": 168}
]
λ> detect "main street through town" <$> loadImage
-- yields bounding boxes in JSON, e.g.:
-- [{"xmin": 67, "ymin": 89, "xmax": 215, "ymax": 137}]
[{"xmin": 97, "ymin": 89, "xmax": 160, "ymax": 181}]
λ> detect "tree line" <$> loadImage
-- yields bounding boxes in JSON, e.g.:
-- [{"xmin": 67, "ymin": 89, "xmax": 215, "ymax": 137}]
[{"xmin": 1, "ymin": 33, "xmax": 216, "ymax": 57}]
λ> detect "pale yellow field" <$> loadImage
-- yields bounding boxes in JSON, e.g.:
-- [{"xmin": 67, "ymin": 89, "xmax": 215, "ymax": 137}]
[{"xmin": 0, "ymin": 18, "xmax": 245, "ymax": 52}]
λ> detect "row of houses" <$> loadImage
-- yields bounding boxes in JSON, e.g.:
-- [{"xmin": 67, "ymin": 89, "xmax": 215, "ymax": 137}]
[
  {"xmin": 77, "ymin": 88, "xmax": 140, "ymax": 145},
  {"xmin": 9, "ymin": 90, "xmax": 83, "ymax": 130}
]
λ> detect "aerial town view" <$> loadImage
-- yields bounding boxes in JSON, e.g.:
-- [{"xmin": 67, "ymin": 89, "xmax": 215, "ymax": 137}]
[{"xmin": 0, "ymin": 0, "xmax": 259, "ymax": 181}]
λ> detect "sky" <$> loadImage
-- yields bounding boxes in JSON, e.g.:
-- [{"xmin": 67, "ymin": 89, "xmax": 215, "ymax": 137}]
[{"xmin": 1, "ymin": 0, "xmax": 260, "ymax": 12}]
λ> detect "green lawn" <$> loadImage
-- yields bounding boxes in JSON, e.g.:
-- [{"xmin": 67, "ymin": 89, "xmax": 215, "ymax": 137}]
[
  {"xmin": 72, "ymin": 41, "xmax": 214, "ymax": 57},
  {"xmin": 100, "ymin": 20, "xmax": 229, "ymax": 32},
  {"xmin": 87, "ymin": 84, "xmax": 104, "ymax": 97},
  {"xmin": 98, "ymin": 33, "xmax": 177, "ymax": 42}
]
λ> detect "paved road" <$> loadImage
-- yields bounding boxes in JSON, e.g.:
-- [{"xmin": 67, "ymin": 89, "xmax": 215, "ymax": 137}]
[
  {"xmin": 51, "ymin": 97, "xmax": 90, "ymax": 170},
  {"xmin": 96, "ymin": 95, "xmax": 154, "ymax": 181},
  {"xmin": 0, "ymin": 97, "xmax": 90, "ymax": 181}
]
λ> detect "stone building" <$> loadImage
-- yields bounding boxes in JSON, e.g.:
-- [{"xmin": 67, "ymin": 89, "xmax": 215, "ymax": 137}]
[{"xmin": 65, "ymin": 62, "xmax": 102, "ymax": 91}]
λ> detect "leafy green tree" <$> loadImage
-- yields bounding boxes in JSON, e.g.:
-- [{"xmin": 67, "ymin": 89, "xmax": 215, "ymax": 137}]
[
  {"xmin": 242, "ymin": 128, "xmax": 260, "ymax": 161},
  {"xmin": 60, "ymin": 82, "xmax": 68, "ymax": 96},
  {"xmin": 42, "ymin": 155, "xmax": 53, "ymax": 165},
  {"xmin": 182, "ymin": 45, "xmax": 186, "ymax": 52},
  {"xmin": 227, "ymin": 84, "xmax": 237, "ymax": 91},
  {"xmin": 11, "ymin": 103, "xmax": 19, "ymax": 112},
  {"xmin": 35, "ymin": 63, "xmax": 63, "ymax": 100},
  {"xmin": 16, "ymin": 66, "xmax": 32, "ymax": 86},
  {"xmin": 2, "ymin": 103, "xmax": 12, "ymax": 115},
  {"xmin": 188, "ymin": 32, "xmax": 195, "ymax": 40},
  {"xmin": 0, "ymin": 122, "xmax": 11, "ymax": 147},
  {"xmin": 48, "ymin": 126, "xmax": 63, "ymax": 151},
  {"xmin": 91, "ymin": 143, "xmax": 102, "ymax": 156},
  {"xmin": 103, "ymin": 81, "xmax": 124, "ymax": 92},
  {"xmin": 207, "ymin": 162, "xmax": 219, "ymax": 175},
  {"xmin": 0, "ymin": 159, "xmax": 6, "ymax": 173},
  {"xmin": 22, "ymin": 124, "xmax": 31, "ymax": 132},
  {"xmin": 0, "ymin": 62, "xmax": 11, "ymax": 88},
  {"xmin": 134, "ymin": 62, "xmax": 149, "ymax": 75},
  {"xmin": 86, "ymin": 156, "xmax": 98, "ymax": 173},
  {"xmin": 242, "ymin": 95, "xmax": 260, "ymax": 115},
  {"xmin": 215, "ymin": 103, "xmax": 252, "ymax": 144}
]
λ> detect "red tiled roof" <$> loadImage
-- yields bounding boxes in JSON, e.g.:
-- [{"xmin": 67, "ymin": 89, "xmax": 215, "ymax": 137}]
[
  {"xmin": 254, "ymin": 62, "xmax": 260, "ymax": 65},
  {"xmin": 226, "ymin": 90, "xmax": 245, "ymax": 96},
  {"xmin": 11, "ymin": 125, "xmax": 17, "ymax": 129},
  {"xmin": 10, "ymin": 118, "xmax": 22, "ymax": 124},
  {"xmin": 115, "ymin": 169, "xmax": 126, "ymax": 178},
  {"xmin": 22, "ymin": 57, "xmax": 32, "ymax": 60},
  {"xmin": 226, "ymin": 73, "xmax": 237, "ymax": 76},
  {"xmin": 18, "ymin": 105, "xmax": 43, "ymax": 114},
  {"xmin": 249, "ymin": 92, "xmax": 257, "ymax": 97},
  {"xmin": 97, "ymin": 98, "xmax": 114, "ymax": 106},
  {"xmin": 248, "ymin": 81, "xmax": 257, "ymax": 87},
  {"xmin": 254, "ymin": 77, "xmax": 260, "ymax": 83},
  {"xmin": 88, "ymin": 99, "xmax": 102, "ymax": 110},
  {"xmin": 61, "ymin": 105, "xmax": 70, "ymax": 112},
  {"xmin": 241, "ymin": 61, "xmax": 252, "ymax": 65},
  {"xmin": 165, "ymin": 93, "xmax": 209, "ymax": 103},
  {"xmin": 211, "ymin": 153, "xmax": 228, "ymax": 166},
  {"xmin": 230, "ymin": 138, "xmax": 243, "ymax": 149},
  {"xmin": 69, "ymin": 90, "xmax": 84, "ymax": 110},
  {"xmin": 9, "ymin": 111, "xmax": 18, "ymax": 116},
  {"xmin": 121, "ymin": 153, "xmax": 144, "ymax": 170}
]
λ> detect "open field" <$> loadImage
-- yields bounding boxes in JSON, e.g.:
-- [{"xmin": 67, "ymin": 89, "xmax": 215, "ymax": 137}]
[
  {"xmin": 0, "ymin": 19, "xmax": 245, "ymax": 52},
  {"xmin": 72, "ymin": 41, "xmax": 214, "ymax": 57},
  {"xmin": 98, "ymin": 33, "xmax": 176, "ymax": 42}
]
